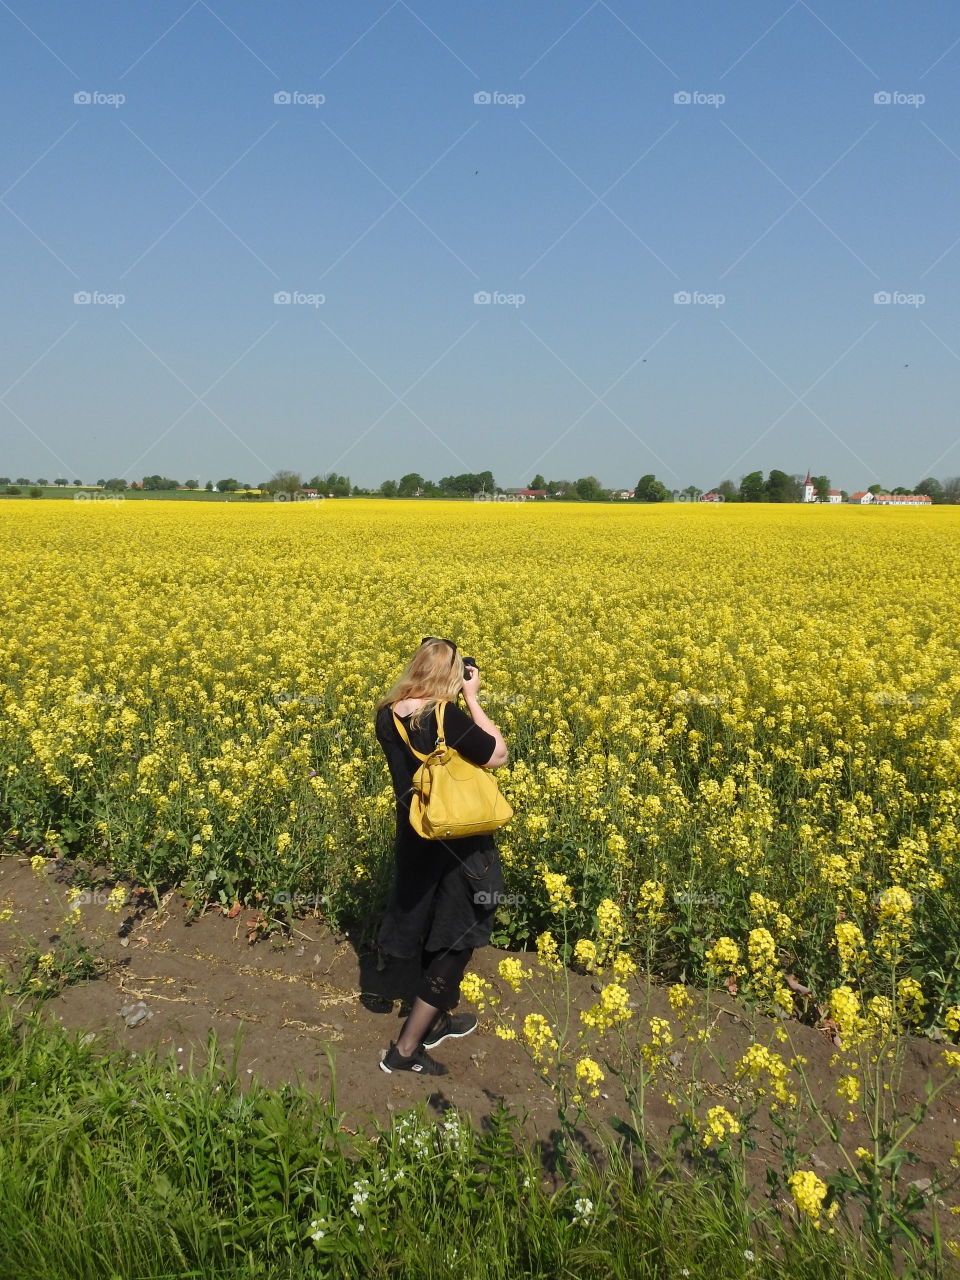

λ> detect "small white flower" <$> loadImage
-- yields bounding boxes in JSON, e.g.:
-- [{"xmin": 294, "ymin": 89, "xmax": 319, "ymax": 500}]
[{"xmin": 744, "ymin": 1250, "xmax": 755, "ymax": 1261}]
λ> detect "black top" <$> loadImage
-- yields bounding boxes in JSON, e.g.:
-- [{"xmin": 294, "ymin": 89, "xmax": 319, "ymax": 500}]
[
  {"xmin": 374, "ymin": 698, "xmax": 506, "ymax": 959},
  {"xmin": 375, "ymin": 698, "xmax": 498, "ymax": 824}
]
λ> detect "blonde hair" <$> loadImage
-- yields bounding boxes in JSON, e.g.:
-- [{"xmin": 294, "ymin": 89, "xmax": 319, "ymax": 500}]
[{"xmin": 376, "ymin": 638, "xmax": 465, "ymax": 731}]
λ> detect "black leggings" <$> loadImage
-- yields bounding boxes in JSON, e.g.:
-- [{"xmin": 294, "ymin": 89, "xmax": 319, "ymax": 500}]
[{"xmin": 417, "ymin": 945, "xmax": 474, "ymax": 1012}]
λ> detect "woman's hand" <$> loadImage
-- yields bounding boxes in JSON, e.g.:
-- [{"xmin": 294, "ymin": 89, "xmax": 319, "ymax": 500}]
[{"xmin": 462, "ymin": 663, "xmax": 480, "ymax": 696}]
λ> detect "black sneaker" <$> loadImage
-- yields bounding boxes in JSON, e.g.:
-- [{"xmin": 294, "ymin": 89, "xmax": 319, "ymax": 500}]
[
  {"xmin": 379, "ymin": 1040, "xmax": 449, "ymax": 1075},
  {"xmin": 421, "ymin": 1012, "xmax": 478, "ymax": 1049}
]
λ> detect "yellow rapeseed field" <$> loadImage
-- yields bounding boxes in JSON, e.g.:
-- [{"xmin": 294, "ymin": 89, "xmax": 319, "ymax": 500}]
[{"xmin": 2, "ymin": 498, "xmax": 959, "ymax": 1014}]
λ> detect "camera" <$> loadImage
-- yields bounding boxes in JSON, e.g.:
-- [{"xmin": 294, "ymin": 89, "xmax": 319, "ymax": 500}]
[{"xmin": 462, "ymin": 656, "xmax": 478, "ymax": 682}]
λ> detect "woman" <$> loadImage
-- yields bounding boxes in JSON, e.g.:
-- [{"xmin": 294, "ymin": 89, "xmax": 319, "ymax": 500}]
[{"xmin": 374, "ymin": 636, "xmax": 509, "ymax": 1075}]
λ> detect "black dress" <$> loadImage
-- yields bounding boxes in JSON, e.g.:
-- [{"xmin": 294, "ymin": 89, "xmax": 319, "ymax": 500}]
[{"xmin": 375, "ymin": 699, "xmax": 507, "ymax": 959}]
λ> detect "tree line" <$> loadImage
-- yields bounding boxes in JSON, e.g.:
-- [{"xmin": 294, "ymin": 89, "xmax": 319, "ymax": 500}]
[{"xmin": 5, "ymin": 468, "xmax": 960, "ymax": 503}]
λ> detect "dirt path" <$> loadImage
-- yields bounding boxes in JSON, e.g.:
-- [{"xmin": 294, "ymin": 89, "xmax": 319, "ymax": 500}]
[{"xmin": 1, "ymin": 855, "xmax": 957, "ymax": 1184}]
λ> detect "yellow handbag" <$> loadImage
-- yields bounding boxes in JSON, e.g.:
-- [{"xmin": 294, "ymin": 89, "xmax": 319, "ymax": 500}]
[{"xmin": 391, "ymin": 699, "xmax": 514, "ymax": 840}]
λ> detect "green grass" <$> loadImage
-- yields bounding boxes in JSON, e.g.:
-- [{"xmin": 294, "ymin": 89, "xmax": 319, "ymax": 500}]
[{"xmin": 0, "ymin": 1002, "xmax": 952, "ymax": 1280}]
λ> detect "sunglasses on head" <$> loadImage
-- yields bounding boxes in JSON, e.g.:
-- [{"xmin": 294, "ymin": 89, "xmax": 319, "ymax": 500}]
[{"xmin": 421, "ymin": 636, "xmax": 459, "ymax": 667}]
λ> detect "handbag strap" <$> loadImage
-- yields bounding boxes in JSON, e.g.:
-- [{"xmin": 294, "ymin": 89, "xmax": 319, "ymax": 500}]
[{"xmin": 392, "ymin": 699, "xmax": 448, "ymax": 763}]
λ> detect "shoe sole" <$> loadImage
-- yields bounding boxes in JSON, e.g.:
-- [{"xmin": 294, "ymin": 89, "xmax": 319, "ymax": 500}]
[
  {"xmin": 422, "ymin": 1023, "xmax": 477, "ymax": 1049},
  {"xmin": 379, "ymin": 1056, "xmax": 446, "ymax": 1075}
]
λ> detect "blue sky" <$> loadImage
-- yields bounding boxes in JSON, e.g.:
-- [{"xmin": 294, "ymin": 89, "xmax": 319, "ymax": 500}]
[{"xmin": 1, "ymin": 0, "xmax": 959, "ymax": 492}]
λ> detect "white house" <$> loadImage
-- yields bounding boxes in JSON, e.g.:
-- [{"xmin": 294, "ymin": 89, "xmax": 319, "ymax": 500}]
[{"xmin": 802, "ymin": 472, "xmax": 843, "ymax": 503}]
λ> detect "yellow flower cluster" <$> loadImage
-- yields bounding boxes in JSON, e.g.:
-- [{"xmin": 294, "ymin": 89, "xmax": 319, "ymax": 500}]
[
  {"xmin": 701, "ymin": 1105, "xmax": 740, "ymax": 1148},
  {"xmin": 523, "ymin": 1013, "xmax": 558, "ymax": 1063},
  {"xmin": 788, "ymin": 1170, "xmax": 838, "ymax": 1228},
  {"xmin": 497, "ymin": 956, "xmax": 532, "ymax": 992},
  {"xmin": 581, "ymin": 982, "xmax": 632, "ymax": 1032},
  {"xmin": 574, "ymin": 1055, "xmax": 605, "ymax": 1100},
  {"xmin": 540, "ymin": 866, "xmax": 576, "ymax": 914},
  {"xmin": 735, "ymin": 1043, "xmax": 797, "ymax": 1107}
]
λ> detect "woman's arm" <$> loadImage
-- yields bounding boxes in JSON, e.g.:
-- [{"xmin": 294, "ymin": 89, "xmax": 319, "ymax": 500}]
[{"xmin": 461, "ymin": 687, "xmax": 508, "ymax": 767}]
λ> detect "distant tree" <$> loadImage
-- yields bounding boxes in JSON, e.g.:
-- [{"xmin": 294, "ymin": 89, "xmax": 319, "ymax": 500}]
[
  {"xmin": 529, "ymin": 474, "xmax": 546, "ymax": 490},
  {"xmin": 914, "ymin": 477, "xmax": 944, "ymax": 502},
  {"xmin": 575, "ymin": 476, "xmax": 605, "ymax": 501},
  {"xmin": 308, "ymin": 472, "xmax": 350, "ymax": 497},
  {"xmin": 16, "ymin": 477, "xmax": 31, "ymax": 486},
  {"xmin": 739, "ymin": 471, "xmax": 766, "ymax": 502},
  {"xmin": 73, "ymin": 479, "xmax": 82, "ymax": 487},
  {"xmin": 261, "ymin": 470, "xmax": 301, "ymax": 497},
  {"xmin": 35, "ymin": 478, "xmax": 48, "ymax": 486},
  {"xmin": 438, "ymin": 472, "xmax": 495, "ymax": 496},
  {"xmin": 841, "ymin": 490, "xmax": 849, "ymax": 501},
  {"xmin": 546, "ymin": 478, "xmax": 573, "ymax": 498},
  {"xmin": 868, "ymin": 483, "xmax": 883, "ymax": 495},
  {"xmin": 397, "ymin": 472, "xmax": 424, "ymax": 497},
  {"xmin": 96, "ymin": 479, "xmax": 105, "ymax": 487},
  {"xmin": 104, "ymin": 478, "xmax": 128, "ymax": 491},
  {"xmin": 204, "ymin": 480, "xmax": 213, "ymax": 491},
  {"xmin": 216, "ymin": 478, "xmax": 240, "ymax": 492},
  {"xmin": 0, "ymin": 478, "xmax": 8, "ymax": 486},
  {"xmin": 715, "ymin": 479, "xmax": 738, "ymax": 501},
  {"xmin": 55, "ymin": 478, "xmax": 68, "ymax": 487},
  {"xmin": 635, "ymin": 474, "xmax": 668, "ymax": 502},
  {"xmin": 184, "ymin": 478, "xmax": 199, "ymax": 489},
  {"xmin": 680, "ymin": 484, "xmax": 703, "ymax": 501},
  {"xmin": 812, "ymin": 475, "xmax": 830, "ymax": 502},
  {"xmin": 380, "ymin": 479, "xmax": 398, "ymax": 497},
  {"xmin": 28, "ymin": 486, "xmax": 43, "ymax": 499},
  {"xmin": 142, "ymin": 474, "xmax": 179, "ymax": 490},
  {"xmin": 891, "ymin": 486, "xmax": 911, "ymax": 495},
  {"xmin": 765, "ymin": 469, "xmax": 801, "ymax": 502},
  {"xmin": 943, "ymin": 476, "xmax": 960, "ymax": 504},
  {"xmin": 4, "ymin": 485, "xmax": 21, "ymax": 495}
]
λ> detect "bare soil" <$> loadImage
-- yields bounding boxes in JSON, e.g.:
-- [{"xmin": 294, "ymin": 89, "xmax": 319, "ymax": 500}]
[{"xmin": 1, "ymin": 854, "xmax": 956, "ymax": 1186}]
